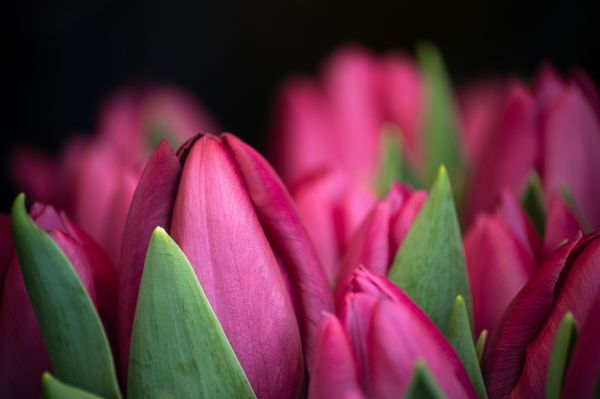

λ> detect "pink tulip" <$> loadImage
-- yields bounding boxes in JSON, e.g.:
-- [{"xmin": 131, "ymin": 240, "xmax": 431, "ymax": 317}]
[
  {"xmin": 273, "ymin": 45, "xmax": 423, "ymax": 186},
  {"xmin": 464, "ymin": 191, "xmax": 542, "ymax": 337},
  {"xmin": 10, "ymin": 86, "xmax": 216, "ymax": 263},
  {"xmin": 291, "ymin": 169, "xmax": 376, "ymax": 285},
  {"xmin": 482, "ymin": 231, "xmax": 600, "ymax": 398},
  {"xmin": 0, "ymin": 204, "xmax": 117, "ymax": 398},
  {"xmin": 309, "ymin": 267, "xmax": 477, "ymax": 398},
  {"xmin": 335, "ymin": 183, "xmax": 426, "ymax": 298},
  {"xmin": 119, "ymin": 134, "xmax": 333, "ymax": 398}
]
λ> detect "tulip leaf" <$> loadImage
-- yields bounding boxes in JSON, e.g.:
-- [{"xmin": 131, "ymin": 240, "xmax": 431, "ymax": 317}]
[
  {"xmin": 405, "ymin": 360, "xmax": 445, "ymax": 399},
  {"xmin": 127, "ymin": 227, "xmax": 256, "ymax": 399},
  {"xmin": 475, "ymin": 330, "xmax": 488, "ymax": 363},
  {"xmin": 375, "ymin": 126, "xmax": 421, "ymax": 195},
  {"xmin": 545, "ymin": 312, "xmax": 578, "ymax": 399},
  {"xmin": 10, "ymin": 194, "xmax": 121, "ymax": 399},
  {"xmin": 418, "ymin": 42, "xmax": 464, "ymax": 198},
  {"xmin": 389, "ymin": 166, "xmax": 472, "ymax": 333},
  {"xmin": 42, "ymin": 373, "xmax": 105, "ymax": 399},
  {"xmin": 521, "ymin": 173, "xmax": 546, "ymax": 235},
  {"xmin": 447, "ymin": 295, "xmax": 487, "ymax": 399}
]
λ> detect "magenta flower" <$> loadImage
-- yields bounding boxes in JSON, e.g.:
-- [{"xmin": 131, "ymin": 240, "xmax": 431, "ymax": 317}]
[
  {"xmin": 309, "ymin": 267, "xmax": 477, "ymax": 398},
  {"xmin": 0, "ymin": 205, "xmax": 117, "ymax": 398},
  {"xmin": 119, "ymin": 134, "xmax": 333, "ymax": 398},
  {"xmin": 482, "ymin": 231, "xmax": 600, "ymax": 398}
]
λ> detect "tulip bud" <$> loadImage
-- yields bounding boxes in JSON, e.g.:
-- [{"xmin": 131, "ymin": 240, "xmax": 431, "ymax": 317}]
[
  {"xmin": 119, "ymin": 134, "xmax": 333, "ymax": 398},
  {"xmin": 309, "ymin": 268, "xmax": 477, "ymax": 399},
  {"xmin": 0, "ymin": 204, "xmax": 117, "ymax": 398},
  {"xmin": 483, "ymin": 231, "xmax": 600, "ymax": 398}
]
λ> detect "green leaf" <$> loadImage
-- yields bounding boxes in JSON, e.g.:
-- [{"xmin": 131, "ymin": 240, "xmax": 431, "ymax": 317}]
[
  {"xmin": 10, "ymin": 194, "xmax": 121, "ymax": 399},
  {"xmin": 127, "ymin": 227, "xmax": 256, "ymax": 399},
  {"xmin": 388, "ymin": 166, "xmax": 472, "ymax": 333},
  {"xmin": 42, "ymin": 373, "xmax": 104, "ymax": 399},
  {"xmin": 521, "ymin": 173, "xmax": 546, "ymax": 235},
  {"xmin": 475, "ymin": 330, "xmax": 488, "ymax": 364},
  {"xmin": 417, "ymin": 42, "xmax": 464, "ymax": 198},
  {"xmin": 545, "ymin": 312, "xmax": 578, "ymax": 399},
  {"xmin": 405, "ymin": 360, "xmax": 445, "ymax": 399},
  {"xmin": 560, "ymin": 186, "xmax": 592, "ymax": 233},
  {"xmin": 446, "ymin": 296, "xmax": 487, "ymax": 399},
  {"xmin": 375, "ymin": 126, "xmax": 421, "ymax": 195}
]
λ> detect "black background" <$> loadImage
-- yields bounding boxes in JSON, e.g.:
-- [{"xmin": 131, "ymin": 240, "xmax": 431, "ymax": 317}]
[{"xmin": 2, "ymin": 0, "xmax": 599, "ymax": 211}]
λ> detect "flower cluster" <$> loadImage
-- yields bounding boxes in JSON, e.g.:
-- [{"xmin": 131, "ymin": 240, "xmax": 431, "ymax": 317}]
[{"xmin": 1, "ymin": 44, "xmax": 599, "ymax": 399}]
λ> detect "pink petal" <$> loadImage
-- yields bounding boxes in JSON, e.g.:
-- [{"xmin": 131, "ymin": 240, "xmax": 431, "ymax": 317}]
[
  {"xmin": 308, "ymin": 313, "xmax": 364, "ymax": 399},
  {"xmin": 368, "ymin": 296, "xmax": 477, "ymax": 399},
  {"xmin": 544, "ymin": 195, "xmax": 581, "ymax": 255},
  {"xmin": 292, "ymin": 169, "xmax": 375, "ymax": 285},
  {"xmin": 562, "ymin": 295, "xmax": 600, "ymax": 398},
  {"xmin": 223, "ymin": 133, "xmax": 334, "ymax": 369},
  {"xmin": 510, "ymin": 233, "xmax": 600, "ymax": 398},
  {"xmin": 118, "ymin": 140, "xmax": 182, "ymax": 377},
  {"xmin": 171, "ymin": 135, "xmax": 304, "ymax": 399},
  {"xmin": 465, "ymin": 82, "xmax": 537, "ymax": 225},
  {"xmin": 483, "ymin": 233, "xmax": 583, "ymax": 398},
  {"xmin": 541, "ymin": 84, "xmax": 600, "ymax": 230}
]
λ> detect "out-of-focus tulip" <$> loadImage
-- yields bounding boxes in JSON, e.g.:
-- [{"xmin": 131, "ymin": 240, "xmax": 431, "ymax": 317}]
[
  {"xmin": 335, "ymin": 183, "xmax": 426, "ymax": 297},
  {"xmin": 291, "ymin": 169, "xmax": 376, "ymax": 285},
  {"xmin": 464, "ymin": 191, "xmax": 542, "ymax": 337},
  {"xmin": 10, "ymin": 86, "xmax": 216, "ymax": 263},
  {"xmin": 119, "ymin": 134, "xmax": 333, "ymax": 398},
  {"xmin": 309, "ymin": 267, "xmax": 477, "ymax": 399},
  {"xmin": 482, "ymin": 231, "xmax": 600, "ymax": 398},
  {"xmin": 459, "ymin": 66, "xmax": 600, "ymax": 228},
  {"xmin": 0, "ymin": 204, "xmax": 117, "ymax": 398},
  {"xmin": 273, "ymin": 46, "xmax": 423, "ymax": 187}
]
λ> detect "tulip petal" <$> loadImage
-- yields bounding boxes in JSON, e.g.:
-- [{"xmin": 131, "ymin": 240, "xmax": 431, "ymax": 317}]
[
  {"xmin": 223, "ymin": 133, "xmax": 334, "ymax": 368},
  {"xmin": 171, "ymin": 135, "xmax": 304, "ymax": 399},
  {"xmin": 389, "ymin": 166, "xmax": 472, "ymax": 333},
  {"xmin": 127, "ymin": 228, "xmax": 256, "ymax": 399},
  {"xmin": 447, "ymin": 295, "xmax": 487, "ymax": 399},
  {"xmin": 308, "ymin": 313, "xmax": 364, "ymax": 399},
  {"xmin": 42, "ymin": 373, "xmax": 104, "ymax": 399},
  {"xmin": 545, "ymin": 195, "xmax": 581, "ymax": 255},
  {"xmin": 118, "ymin": 140, "xmax": 182, "ymax": 376},
  {"xmin": 482, "ymin": 233, "xmax": 582, "ymax": 399},
  {"xmin": 542, "ymin": 84, "xmax": 600, "ymax": 230},
  {"xmin": 10, "ymin": 195, "xmax": 121, "ymax": 399},
  {"xmin": 545, "ymin": 312, "xmax": 577, "ymax": 399}
]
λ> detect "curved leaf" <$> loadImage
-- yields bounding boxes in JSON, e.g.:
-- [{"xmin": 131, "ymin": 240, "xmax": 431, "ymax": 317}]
[
  {"xmin": 475, "ymin": 330, "xmax": 488, "ymax": 363},
  {"xmin": 42, "ymin": 373, "xmax": 104, "ymax": 399},
  {"xmin": 447, "ymin": 295, "xmax": 487, "ymax": 399},
  {"xmin": 127, "ymin": 227, "xmax": 256, "ymax": 399},
  {"xmin": 521, "ymin": 172, "xmax": 546, "ymax": 235},
  {"xmin": 388, "ymin": 166, "xmax": 472, "ymax": 333},
  {"xmin": 545, "ymin": 312, "xmax": 577, "ymax": 399},
  {"xmin": 405, "ymin": 360, "xmax": 445, "ymax": 399},
  {"xmin": 10, "ymin": 194, "xmax": 121, "ymax": 399}
]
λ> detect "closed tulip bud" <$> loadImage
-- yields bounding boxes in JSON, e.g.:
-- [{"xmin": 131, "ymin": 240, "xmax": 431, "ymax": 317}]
[
  {"xmin": 0, "ymin": 204, "xmax": 117, "ymax": 398},
  {"xmin": 336, "ymin": 183, "xmax": 426, "ymax": 298},
  {"xmin": 309, "ymin": 268, "xmax": 477, "ymax": 399},
  {"xmin": 119, "ymin": 134, "xmax": 333, "ymax": 398},
  {"xmin": 291, "ymin": 169, "xmax": 376, "ymax": 285},
  {"xmin": 483, "ymin": 231, "xmax": 600, "ymax": 398}
]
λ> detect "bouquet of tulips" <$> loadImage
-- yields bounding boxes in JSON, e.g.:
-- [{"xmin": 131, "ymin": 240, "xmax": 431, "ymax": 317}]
[{"xmin": 2, "ymin": 44, "xmax": 599, "ymax": 399}]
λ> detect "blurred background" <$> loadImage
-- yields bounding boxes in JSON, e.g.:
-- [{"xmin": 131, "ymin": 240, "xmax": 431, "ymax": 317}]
[{"xmin": 2, "ymin": 0, "xmax": 598, "ymax": 211}]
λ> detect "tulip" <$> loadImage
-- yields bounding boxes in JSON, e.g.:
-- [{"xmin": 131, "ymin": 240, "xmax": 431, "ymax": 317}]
[
  {"xmin": 0, "ymin": 203, "xmax": 117, "ymax": 398},
  {"xmin": 291, "ymin": 169, "xmax": 376, "ymax": 285},
  {"xmin": 119, "ymin": 133, "xmax": 333, "ymax": 398},
  {"xmin": 309, "ymin": 267, "xmax": 477, "ymax": 398},
  {"xmin": 272, "ymin": 45, "xmax": 423, "ymax": 187},
  {"xmin": 335, "ymin": 182, "xmax": 426, "ymax": 297},
  {"xmin": 10, "ymin": 86, "xmax": 216, "ymax": 263},
  {"xmin": 464, "ymin": 191, "xmax": 542, "ymax": 337},
  {"xmin": 482, "ymin": 231, "xmax": 600, "ymax": 398}
]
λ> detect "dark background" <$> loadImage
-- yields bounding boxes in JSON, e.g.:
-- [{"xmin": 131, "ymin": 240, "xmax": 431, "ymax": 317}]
[{"xmin": 2, "ymin": 0, "xmax": 599, "ymax": 211}]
